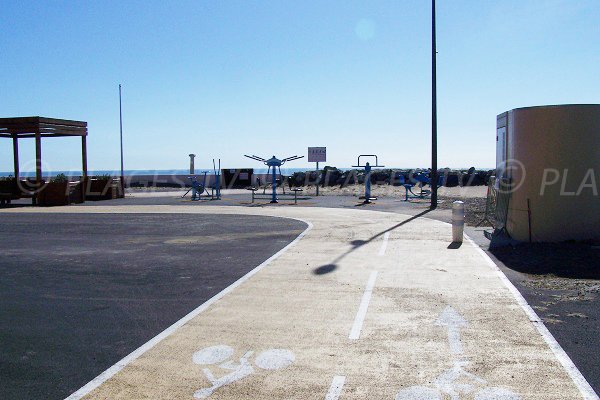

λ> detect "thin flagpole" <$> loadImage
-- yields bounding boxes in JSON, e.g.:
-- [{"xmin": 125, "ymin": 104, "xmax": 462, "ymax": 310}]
[
  {"xmin": 431, "ymin": 0, "xmax": 438, "ymax": 209},
  {"xmin": 119, "ymin": 84, "xmax": 125, "ymax": 192}
]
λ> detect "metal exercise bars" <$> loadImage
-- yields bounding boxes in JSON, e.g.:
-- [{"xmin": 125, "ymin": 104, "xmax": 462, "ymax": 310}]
[
  {"xmin": 182, "ymin": 158, "xmax": 221, "ymax": 201},
  {"xmin": 244, "ymin": 154, "xmax": 304, "ymax": 203},
  {"xmin": 352, "ymin": 155, "xmax": 384, "ymax": 204}
]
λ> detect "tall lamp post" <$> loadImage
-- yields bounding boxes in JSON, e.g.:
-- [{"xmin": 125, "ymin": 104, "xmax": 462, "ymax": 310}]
[
  {"xmin": 431, "ymin": 0, "xmax": 438, "ymax": 209},
  {"xmin": 119, "ymin": 84, "xmax": 125, "ymax": 192}
]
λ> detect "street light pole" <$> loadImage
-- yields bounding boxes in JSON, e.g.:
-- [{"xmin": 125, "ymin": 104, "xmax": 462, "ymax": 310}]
[
  {"xmin": 119, "ymin": 84, "xmax": 125, "ymax": 191},
  {"xmin": 431, "ymin": 0, "xmax": 438, "ymax": 210}
]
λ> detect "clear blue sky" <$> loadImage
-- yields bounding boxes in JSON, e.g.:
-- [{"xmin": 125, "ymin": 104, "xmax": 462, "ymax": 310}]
[{"xmin": 1, "ymin": 0, "xmax": 598, "ymax": 172}]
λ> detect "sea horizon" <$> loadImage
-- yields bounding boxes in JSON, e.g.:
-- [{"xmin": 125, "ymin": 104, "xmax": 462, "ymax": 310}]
[{"xmin": 0, "ymin": 166, "xmax": 496, "ymax": 177}]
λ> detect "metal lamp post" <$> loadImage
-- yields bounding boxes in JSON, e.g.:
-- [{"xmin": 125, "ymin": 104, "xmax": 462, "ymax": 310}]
[
  {"xmin": 431, "ymin": 0, "xmax": 438, "ymax": 209},
  {"xmin": 119, "ymin": 84, "xmax": 125, "ymax": 191}
]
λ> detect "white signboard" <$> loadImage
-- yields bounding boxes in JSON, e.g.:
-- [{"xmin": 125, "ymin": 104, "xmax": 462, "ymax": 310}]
[{"xmin": 308, "ymin": 147, "xmax": 326, "ymax": 163}]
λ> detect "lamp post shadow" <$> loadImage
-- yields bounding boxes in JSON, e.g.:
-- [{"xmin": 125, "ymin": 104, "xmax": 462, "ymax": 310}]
[{"xmin": 312, "ymin": 209, "xmax": 432, "ymax": 275}]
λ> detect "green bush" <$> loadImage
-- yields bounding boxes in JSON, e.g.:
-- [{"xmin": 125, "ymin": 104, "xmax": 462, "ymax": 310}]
[
  {"xmin": 51, "ymin": 173, "xmax": 68, "ymax": 183},
  {"xmin": 91, "ymin": 174, "xmax": 112, "ymax": 180}
]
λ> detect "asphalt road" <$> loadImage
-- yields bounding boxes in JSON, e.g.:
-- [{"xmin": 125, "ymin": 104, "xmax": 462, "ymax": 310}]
[{"xmin": 0, "ymin": 213, "xmax": 306, "ymax": 400}]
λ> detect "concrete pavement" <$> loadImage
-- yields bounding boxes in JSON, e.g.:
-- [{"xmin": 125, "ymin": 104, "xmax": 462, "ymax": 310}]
[{"xmin": 1, "ymin": 205, "xmax": 596, "ymax": 399}]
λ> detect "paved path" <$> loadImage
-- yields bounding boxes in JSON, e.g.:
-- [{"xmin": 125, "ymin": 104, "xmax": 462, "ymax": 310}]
[
  {"xmin": 0, "ymin": 213, "xmax": 305, "ymax": 400},
  {"xmin": 2, "ymin": 205, "xmax": 595, "ymax": 400}
]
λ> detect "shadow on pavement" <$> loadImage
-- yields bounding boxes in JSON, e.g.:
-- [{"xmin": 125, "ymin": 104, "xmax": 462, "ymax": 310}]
[
  {"xmin": 313, "ymin": 264, "xmax": 337, "ymax": 275},
  {"xmin": 490, "ymin": 242, "xmax": 600, "ymax": 280},
  {"xmin": 313, "ymin": 210, "xmax": 432, "ymax": 275}
]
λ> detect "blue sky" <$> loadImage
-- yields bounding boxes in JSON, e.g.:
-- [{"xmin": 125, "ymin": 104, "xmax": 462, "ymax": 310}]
[{"xmin": 1, "ymin": 0, "xmax": 598, "ymax": 172}]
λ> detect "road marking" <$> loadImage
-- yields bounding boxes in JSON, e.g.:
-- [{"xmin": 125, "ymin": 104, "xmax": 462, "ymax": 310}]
[
  {"xmin": 325, "ymin": 375, "xmax": 346, "ymax": 400},
  {"xmin": 397, "ymin": 305, "xmax": 521, "ymax": 399},
  {"xmin": 349, "ymin": 271, "xmax": 378, "ymax": 340},
  {"xmin": 378, "ymin": 232, "xmax": 390, "ymax": 256},
  {"xmin": 435, "ymin": 305, "xmax": 468, "ymax": 355},
  {"xmin": 465, "ymin": 235, "xmax": 599, "ymax": 400},
  {"xmin": 192, "ymin": 346, "xmax": 295, "ymax": 399},
  {"xmin": 64, "ymin": 218, "xmax": 313, "ymax": 400}
]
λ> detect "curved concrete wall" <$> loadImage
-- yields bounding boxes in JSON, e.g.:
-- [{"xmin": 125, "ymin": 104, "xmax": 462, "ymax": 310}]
[{"xmin": 503, "ymin": 104, "xmax": 600, "ymax": 242}]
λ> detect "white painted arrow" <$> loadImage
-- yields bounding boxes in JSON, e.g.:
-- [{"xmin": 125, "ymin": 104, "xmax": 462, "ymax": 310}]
[{"xmin": 435, "ymin": 306, "xmax": 468, "ymax": 355}]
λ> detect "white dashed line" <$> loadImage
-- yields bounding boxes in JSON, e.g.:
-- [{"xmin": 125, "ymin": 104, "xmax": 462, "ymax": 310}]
[
  {"xmin": 349, "ymin": 271, "xmax": 378, "ymax": 340},
  {"xmin": 325, "ymin": 375, "xmax": 346, "ymax": 400},
  {"xmin": 378, "ymin": 232, "xmax": 390, "ymax": 256}
]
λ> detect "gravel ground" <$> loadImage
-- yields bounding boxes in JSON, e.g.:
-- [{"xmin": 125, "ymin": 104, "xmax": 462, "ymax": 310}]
[{"xmin": 437, "ymin": 195, "xmax": 496, "ymax": 227}]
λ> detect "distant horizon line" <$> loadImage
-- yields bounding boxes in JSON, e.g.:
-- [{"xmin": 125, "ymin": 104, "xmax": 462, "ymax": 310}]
[{"xmin": 1, "ymin": 166, "xmax": 496, "ymax": 177}]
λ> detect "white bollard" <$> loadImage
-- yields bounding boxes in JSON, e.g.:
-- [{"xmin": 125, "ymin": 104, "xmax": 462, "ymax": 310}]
[{"xmin": 452, "ymin": 201, "xmax": 465, "ymax": 243}]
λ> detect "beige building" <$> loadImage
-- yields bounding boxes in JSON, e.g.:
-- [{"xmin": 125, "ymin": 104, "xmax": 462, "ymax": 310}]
[{"xmin": 496, "ymin": 104, "xmax": 599, "ymax": 242}]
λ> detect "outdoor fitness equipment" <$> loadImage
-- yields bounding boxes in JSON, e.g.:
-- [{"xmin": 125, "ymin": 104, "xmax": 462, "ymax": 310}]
[
  {"xmin": 244, "ymin": 154, "xmax": 304, "ymax": 203},
  {"xmin": 212, "ymin": 158, "xmax": 221, "ymax": 200},
  {"xmin": 182, "ymin": 172, "xmax": 210, "ymax": 200},
  {"xmin": 181, "ymin": 158, "xmax": 222, "ymax": 201},
  {"xmin": 352, "ymin": 155, "xmax": 384, "ymax": 204},
  {"xmin": 399, "ymin": 172, "xmax": 444, "ymax": 201}
]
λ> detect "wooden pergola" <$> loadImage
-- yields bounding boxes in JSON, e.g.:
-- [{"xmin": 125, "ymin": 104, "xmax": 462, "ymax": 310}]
[{"xmin": 0, "ymin": 116, "xmax": 88, "ymax": 183}]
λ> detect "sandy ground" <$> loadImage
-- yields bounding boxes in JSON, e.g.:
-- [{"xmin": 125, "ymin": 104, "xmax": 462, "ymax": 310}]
[
  {"xmin": 304, "ymin": 184, "xmax": 488, "ymax": 199},
  {"xmin": 126, "ymin": 185, "xmax": 488, "ymax": 198},
  {"xmin": 126, "ymin": 185, "xmax": 492, "ymax": 226}
]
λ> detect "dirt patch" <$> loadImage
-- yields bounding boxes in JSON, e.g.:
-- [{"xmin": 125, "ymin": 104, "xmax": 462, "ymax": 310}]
[{"xmin": 437, "ymin": 195, "xmax": 495, "ymax": 227}]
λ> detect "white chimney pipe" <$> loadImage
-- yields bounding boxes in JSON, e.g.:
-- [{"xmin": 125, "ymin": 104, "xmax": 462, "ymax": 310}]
[{"xmin": 189, "ymin": 154, "xmax": 196, "ymax": 175}]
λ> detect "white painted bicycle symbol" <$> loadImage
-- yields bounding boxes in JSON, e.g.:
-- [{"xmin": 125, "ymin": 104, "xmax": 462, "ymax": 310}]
[
  {"xmin": 192, "ymin": 345, "xmax": 295, "ymax": 399},
  {"xmin": 395, "ymin": 306, "xmax": 521, "ymax": 400}
]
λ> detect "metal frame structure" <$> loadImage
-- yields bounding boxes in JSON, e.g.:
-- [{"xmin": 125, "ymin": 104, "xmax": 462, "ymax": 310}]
[
  {"xmin": 181, "ymin": 158, "xmax": 222, "ymax": 201},
  {"xmin": 352, "ymin": 155, "xmax": 384, "ymax": 204},
  {"xmin": 212, "ymin": 158, "xmax": 221, "ymax": 200},
  {"xmin": 244, "ymin": 154, "xmax": 304, "ymax": 203},
  {"xmin": 476, "ymin": 178, "xmax": 497, "ymax": 228},
  {"xmin": 182, "ymin": 172, "xmax": 209, "ymax": 200},
  {"xmin": 399, "ymin": 172, "xmax": 445, "ymax": 202},
  {"xmin": 247, "ymin": 186, "xmax": 305, "ymax": 204}
]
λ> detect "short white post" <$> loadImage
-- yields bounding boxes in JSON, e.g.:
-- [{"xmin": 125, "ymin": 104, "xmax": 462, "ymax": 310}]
[{"xmin": 452, "ymin": 200, "xmax": 464, "ymax": 243}]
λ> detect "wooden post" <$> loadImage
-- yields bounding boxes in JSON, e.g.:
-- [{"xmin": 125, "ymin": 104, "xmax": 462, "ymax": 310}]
[
  {"xmin": 35, "ymin": 130, "xmax": 42, "ymax": 183},
  {"xmin": 81, "ymin": 135, "xmax": 88, "ymax": 179},
  {"xmin": 12, "ymin": 135, "xmax": 19, "ymax": 179},
  {"xmin": 81, "ymin": 135, "xmax": 88, "ymax": 203}
]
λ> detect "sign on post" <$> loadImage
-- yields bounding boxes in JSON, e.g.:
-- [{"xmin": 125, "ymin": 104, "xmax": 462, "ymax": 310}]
[
  {"xmin": 308, "ymin": 147, "xmax": 326, "ymax": 196},
  {"xmin": 308, "ymin": 147, "xmax": 326, "ymax": 163}
]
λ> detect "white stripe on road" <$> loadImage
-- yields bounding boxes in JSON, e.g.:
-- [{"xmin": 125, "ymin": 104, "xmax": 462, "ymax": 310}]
[
  {"xmin": 325, "ymin": 375, "xmax": 346, "ymax": 400},
  {"xmin": 465, "ymin": 235, "xmax": 599, "ymax": 400},
  {"xmin": 378, "ymin": 232, "xmax": 390, "ymax": 256},
  {"xmin": 64, "ymin": 218, "xmax": 314, "ymax": 400},
  {"xmin": 349, "ymin": 271, "xmax": 378, "ymax": 340}
]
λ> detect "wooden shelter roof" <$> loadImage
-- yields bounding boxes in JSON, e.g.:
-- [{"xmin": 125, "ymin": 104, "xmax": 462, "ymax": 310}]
[{"xmin": 0, "ymin": 116, "xmax": 87, "ymax": 138}]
